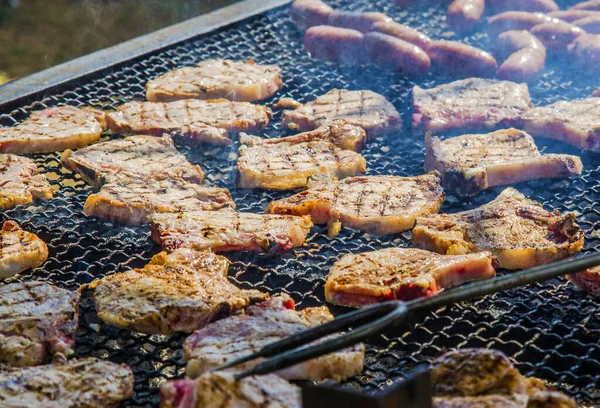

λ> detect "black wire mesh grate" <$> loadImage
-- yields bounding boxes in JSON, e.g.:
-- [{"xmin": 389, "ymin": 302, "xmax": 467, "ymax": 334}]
[{"xmin": 1, "ymin": 0, "xmax": 599, "ymax": 406}]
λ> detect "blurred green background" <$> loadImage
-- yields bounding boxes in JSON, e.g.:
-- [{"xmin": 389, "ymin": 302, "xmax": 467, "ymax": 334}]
[{"xmin": 0, "ymin": 0, "xmax": 242, "ymax": 85}]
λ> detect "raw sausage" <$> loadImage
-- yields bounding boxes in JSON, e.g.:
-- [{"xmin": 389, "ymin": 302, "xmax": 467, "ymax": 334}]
[
  {"xmin": 494, "ymin": 30, "xmax": 545, "ymax": 60},
  {"xmin": 548, "ymin": 10, "xmax": 600, "ymax": 22},
  {"xmin": 327, "ymin": 11, "xmax": 391, "ymax": 33},
  {"xmin": 487, "ymin": 0, "xmax": 559, "ymax": 13},
  {"xmin": 530, "ymin": 21, "xmax": 585, "ymax": 50},
  {"xmin": 370, "ymin": 21, "xmax": 432, "ymax": 51},
  {"xmin": 447, "ymin": 0, "xmax": 485, "ymax": 33},
  {"xmin": 568, "ymin": 33, "xmax": 600, "ymax": 72},
  {"xmin": 363, "ymin": 32, "xmax": 431, "ymax": 76},
  {"xmin": 427, "ymin": 40, "xmax": 498, "ymax": 78},
  {"xmin": 571, "ymin": 0, "xmax": 600, "ymax": 11},
  {"xmin": 573, "ymin": 15, "xmax": 600, "ymax": 33},
  {"xmin": 290, "ymin": 0, "xmax": 334, "ymax": 30},
  {"xmin": 488, "ymin": 12, "xmax": 557, "ymax": 38},
  {"xmin": 304, "ymin": 25, "xmax": 365, "ymax": 65}
]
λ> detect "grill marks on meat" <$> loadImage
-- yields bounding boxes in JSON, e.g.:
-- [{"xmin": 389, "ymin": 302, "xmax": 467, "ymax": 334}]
[
  {"xmin": 0, "ymin": 357, "xmax": 134, "ymax": 408},
  {"xmin": 0, "ymin": 106, "xmax": 107, "ymax": 154},
  {"xmin": 521, "ymin": 97, "xmax": 600, "ymax": 151},
  {"xmin": 106, "ymin": 99, "xmax": 272, "ymax": 146},
  {"xmin": 267, "ymin": 172, "xmax": 444, "ymax": 236},
  {"xmin": 0, "ymin": 221, "xmax": 48, "ymax": 280},
  {"xmin": 281, "ymin": 89, "xmax": 402, "ymax": 138},
  {"xmin": 237, "ymin": 121, "xmax": 367, "ymax": 190},
  {"xmin": 184, "ymin": 295, "xmax": 364, "ymax": 381},
  {"xmin": 151, "ymin": 211, "xmax": 313, "ymax": 254},
  {"xmin": 412, "ymin": 78, "xmax": 531, "ymax": 134},
  {"xmin": 325, "ymin": 248, "xmax": 496, "ymax": 307},
  {"xmin": 0, "ymin": 281, "xmax": 79, "ymax": 367},
  {"xmin": 0, "ymin": 154, "xmax": 53, "ymax": 210},
  {"xmin": 89, "ymin": 249, "xmax": 267, "ymax": 335},
  {"xmin": 425, "ymin": 129, "xmax": 582, "ymax": 195},
  {"xmin": 146, "ymin": 59, "xmax": 283, "ymax": 102},
  {"xmin": 412, "ymin": 188, "xmax": 584, "ymax": 270}
]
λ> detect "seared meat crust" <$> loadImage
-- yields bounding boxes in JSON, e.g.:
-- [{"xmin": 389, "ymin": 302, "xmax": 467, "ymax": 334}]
[
  {"xmin": 0, "ymin": 221, "xmax": 48, "ymax": 280},
  {"xmin": 0, "ymin": 154, "xmax": 53, "ymax": 210}
]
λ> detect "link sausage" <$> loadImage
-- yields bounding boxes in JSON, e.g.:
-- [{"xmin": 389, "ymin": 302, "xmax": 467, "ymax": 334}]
[
  {"xmin": 290, "ymin": 0, "xmax": 334, "ymax": 30},
  {"xmin": 571, "ymin": 0, "xmax": 600, "ymax": 11},
  {"xmin": 370, "ymin": 21, "xmax": 432, "ymax": 51},
  {"xmin": 498, "ymin": 47, "xmax": 546, "ymax": 82},
  {"xmin": 573, "ymin": 15, "xmax": 600, "ymax": 33},
  {"xmin": 447, "ymin": 0, "xmax": 485, "ymax": 33},
  {"xmin": 530, "ymin": 21, "xmax": 585, "ymax": 50},
  {"xmin": 327, "ymin": 11, "xmax": 391, "ymax": 33},
  {"xmin": 568, "ymin": 33, "xmax": 600, "ymax": 72},
  {"xmin": 488, "ymin": 11, "xmax": 558, "ymax": 38},
  {"xmin": 427, "ymin": 40, "xmax": 498, "ymax": 78},
  {"xmin": 494, "ymin": 30, "xmax": 545, "ymax": 60},
  {"xmin": 487, "ymin": 0, "xmax": 559, "ymax": 13},
  {"xmin": 363, "ymin": 32, "xmax": 431, "ymax": 76},
  {"xmin": 548, "ymin": 10, "xmax": 600, "ymax": 22},
  {"xmin": 304, "ymin": 25, "xmax": 365, "ymax": 65}
]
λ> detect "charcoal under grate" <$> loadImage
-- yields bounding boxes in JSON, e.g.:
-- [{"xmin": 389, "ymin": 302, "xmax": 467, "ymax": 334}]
[{"xmin": 1, "ymin": 0, "xmax": 599, "ymax": 406}]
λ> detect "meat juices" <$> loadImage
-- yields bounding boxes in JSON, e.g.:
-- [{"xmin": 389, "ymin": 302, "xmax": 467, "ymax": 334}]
[
  {"xmin": 488, "ymin": 11, "xmax": 557, "ymax": 38},
  {"xmin": 494, "ymin": 30, "xmax": 546, "ymax": 82},
  {"xmin": 370, "ymin": 21, "xmax": 432, "ymax": 51},
  {"xmin": 363, "ymin": 32, "xmax": 431, "ymax": 75},
  {"xmin": 304, "ymin": 25, "xmax": 365, "ymax": 65},
  {"xmin": 0, "ymin": 221, "xmax": 48, "ymax": 280},
  {"xmin": 0, "ymin": 154, "xmax": 53, "ymax": 210},
  {"xmin": 326, "ymin": 10, "xmax": 391, "ymax": 33},
  {"xmin": 573, "ymin": 15, "xmax": 600, "ymax": 33},
  {"xmin": 571, "ymin": 0, "xmax": 600, "ymax": 11},
  {"xmin": 568, "ymin": 33, "xmax": 600, "ymax": 72},
  {"xmin": 530, "ymin": 20, "xmax": 585, "ymax": 51},
  {"xmin": 486, "ymin": 0, "xmax": 559, "ymax": 13},
  {"xmin": 290, "ymin": 0, "xmax": 334, "ymax": 30},
  {"xmin": 447, "ymin": 0, "xmax": 485, "ymax": 34},
  {"xmin": 427, "ymin": 40, "xmax": 498, "ymax": 78}
]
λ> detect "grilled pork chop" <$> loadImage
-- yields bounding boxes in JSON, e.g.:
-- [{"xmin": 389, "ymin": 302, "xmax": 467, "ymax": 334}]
[
  {"xmin": 146, "ymin": 59, "xmax": 283, "ymax": 102},
  {"xmin": 160, "ymin": 372, "xmax": 301, "ymax": 408},
  {"xmin": 61, "ymin": 135, "xmax": 204, "ymax": 186},
  {"xmin": 521, "ymin": 97, "xmax": 600, "ymax": 151},
  {"xmin": 0, "ymin": 357, "xmax": 134, "ymax": 407},
  {"xmin": 281, "ymin": 89, "xmax": 402, "ymax": 138},
  {"xmin": 412, "ymin": 188, "xmax": 584, "ymax": 270},
  {"xmin": 0, "ymin": 106, "xmax": 106, "ymax": 154},
  {"xmin": 151, "ymin": 211, "xmax": 313, "ymax": 254},
  {"xmin": 0, "ymin": 221, "xmax": 48, "ymax": 280},
  {"xmin": 325, "ymin": 248, "xmax": 496, "ymax": 307},
  {"xmin": 425, "ymin": 129, "xmax": 583, "ymax": 195},
  {"xmin": 106, "ymin": 99, "xmax": 272, "ymax": 145},
  {"xmin": 89, "ymin": 249, "xmax": 267, "ymax": 335},
  {"xmin": 567, "ymin": 265, "xmax": 600, "ymax": 295},
  {"xmin": 267, "ymin": 172, "xmax": 445, "ymax": 237},
  {"xmin": 237, "ymin": 120, "xmax": 367, "ymax": 190},
  {"xmin": 184, "ymin": 295, "xmax": 365, "ymax": 381},
  {"xmin": 0, "ymin": 154, "xmax": 53, "ymax": 210},
  {"xmin": 412, "ymin": 78, "xmax": 531, "ymax": 134},
  {"xmin": 0, "ymin": 281, "xmax": 78, "ymax": 367}
]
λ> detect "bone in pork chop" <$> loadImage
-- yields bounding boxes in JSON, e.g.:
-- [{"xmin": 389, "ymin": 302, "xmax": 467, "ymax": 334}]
[
  {"xmin": 237, "ymin": 120, "xmax": 367, "ymax": 190},
  {"xmin": 0, "ymin": 154, "xmax": 53, "ymax": 210},
  {"xmin": 425, "ymin": 129, "xmax": 582, "ymax": 195},
  {"xmin": 325, "ymin": 248, "xmax": 496, "ymax": 307},
  {"xmin": 281, "ymin": 89, "xmax": 402, "ymax": 138},
  {"xmin": 412, "ymin": 188, "xmax": 584, "ymax": 270},
  {"xmin": 184, "ymin": 295, "xmax": 365, "ymax": 381},
  {"xmin": 521, "ymin": 97, "xmax": 600, "ymax": 151},
  {"xmin": 267, "ymin": 172, "xmax": 444, "ymax": 236},
  {"xmin": 0, "ymin": 221, "xmax": 48, "ymax": 280},
  {"xmin": 106, "ymin": 99, "xmax": 272, "ymax": 145},
  {"xmin": 146, "ymin": 59, "xmax": 283, "ymax": 102},
  {"xmin": 412, "ymin": 78, "xmax": 531, "ymax": 134},
  {"xmin": 0, "ymin": 281, "xmax": 79, "ymax": 367},
  {"xmin": 0, "ymin": 357, "xmax": 134, "ymax": 408},
  {"xmin": 89, "ymin": 249, "xmax": 268, "ymax": 335},
  {"xmin": 0, "ymin": 106, "xmax": 106, "ymax": 154},
  {"xmin": 151, "ymin": 211, "xmax": 313, "ymax": 254}
]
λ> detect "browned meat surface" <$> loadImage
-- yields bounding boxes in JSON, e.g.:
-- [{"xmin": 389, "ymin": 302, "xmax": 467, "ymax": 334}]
[
  {"xmin": 326, "ymin": 10, "xmax": 391, "ymax": 33},
  {"xmin": 184, "ymin": 295, "xmax": 364, "ymax": 381},
  {"xmin": 568, "ymin": 33, "xmax": 600, "ymax": 73},
  {"xmin": 151, "ymin": 211, "xmax": 313, "ymax": 254},
  {"xmin": 494, "ymin": 31, "xmax": 546, "ymax": 83},
  {"xmin": 304, "ymin": 25, "xmax": 365, "ymax": 66},
  {"xmin": 425, "ymin": 129, "xmax": 582, "ymax": 195},
  {"xmin": 363, "ymin": 32, "xmax": 431, "ymax": 76},
  {"xmin": 412, "ymin": 78, "xmax": 531, "ymax": 134},
  {"xmin": 0, "ymin": 154, "xmax": 53, "ymax": 210},
  {"xmin": 487, "ymin": 12, "xmax": 558, "ymax": 38},
  {"xmin": 0, "ymin": 281, "xmax": 78, "ymax": 367},
  {"xmin": 412, "ymin": 188, "xmax": 584, "ymax": 270},
  {"xmin": 291, "ymin": 0, "xmax": 334, "ymax": 30},
  {"xmin": 0, "ymin": 357, "xmax": 134, "ymax": 408},
  {"xmin": 106, "ymin": 99, "xmax": 272, "ymax": 145},
  {"xmin": 0, "ymin": 221, "xmax": 48, "ymax": 280},
  {"xmin": 281, "ymin": 89, "xmax": 402, "ymax": 138},
  {"xmin": 237, "ymin": 121, "xmax": 367, "ymax": 190},
  {"xmin": 427, "ymin": 40, "xmax": 498, "ymax": 79},
  {"xmin": 521, "ymin": 97, "xmax": 600, "ymax": 151},
  {"xmin": 370, "ymin": 21, "xmax": 432, "ymax": 51},
  {"xmin": 567, "ymin": 265, "xmax": 600, "ymax": 295},
  {"xmin": 89, "ymin": 249, "xmax": 267, "ymax": 335},
  {"xmin": 571, "ymin": 0, "xmax": 600, "ymax": 10},
  {"xmin": 146, "ymin": 59, "xmax": 283, "ymax": 103},
  {"xmin": 326, "ymin": 248, "xmax": 496, "ymax": 307},
  {"xmin": 267, "ymin": 172, "xmax": 444, "ymax": 236},
  {"xmin": 530, "ymin": 21, "xmax": 585, "ymax": 51}
]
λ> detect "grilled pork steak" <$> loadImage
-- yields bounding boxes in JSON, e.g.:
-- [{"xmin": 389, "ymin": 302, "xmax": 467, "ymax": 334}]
[
  {"xmin": 425, "ymin": 129, "xmax": 582, "ymax": 195},
  {"xmin": 413, "ymin": 188, "xmax": 584, "ymax": 270},
  {"xmin": 521, "ymin": 97, "xmax": 600, "ymax": 151},
  {"xmin": 0, "ymin": 281, "xmax": 78, "ymax": 367},
  {"xmin": 184, "ymin": 295, "xmax": 364, "ymax": 381},
  {"xmin": 567, "ymin": 265, "xmax": 600, "ymax": 295},
  {"xmin": 89, "ymin": 249, "xmax": 267, "ymax": 335},
  {"xmin": 237, "ymin": 120, "xmax": 367, "ymax": 190},
  {"xmin": 267, "ymin": 172, "xmax": 444, "ymax": 236},
  {"xmin": 106, "ymin": 99, "xmax": 271, "ymax": 145},
  {"xmin": 325, "ymin": 248, "xmax": 496, "ymax": 307},
  {"xmin": 281, "ymin": 89, "xmax": 402, "ymax": 138},
  {"xmin": 412, "ymin": 78, "xmax": 531, "ymax": 134},
  {"xmin": 146, "ymin": 59, "xmax": 283, "ymax": 102},
  {"xmin": 151, "ymin": 211, "xmax": 313, "ymax": 254},
  {"xmin": 0, "ymin": 106, "xmax": 106, "ymax": 154},
  {"xmin": 0, "ymin": 221, "xmax": 48, "ymax": 280},
  {"xmin": 0, "ymin": 357, "xmax": 134, "ymax": 407},
  {"xmin": 0, "ymin": 154, "xmax": 53, "ymax": 210}
]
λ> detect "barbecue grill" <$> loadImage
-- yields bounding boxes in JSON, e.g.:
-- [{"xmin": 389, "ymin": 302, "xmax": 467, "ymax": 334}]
[{"xmin": 1, "ymin": 0, "xmax": 599, "ymax": 406}]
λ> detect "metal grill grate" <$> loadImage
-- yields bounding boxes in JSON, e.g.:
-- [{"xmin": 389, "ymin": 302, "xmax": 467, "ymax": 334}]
[{"xmin": 1, "ymin": 1, "xmax": 599, "ymax": 406}]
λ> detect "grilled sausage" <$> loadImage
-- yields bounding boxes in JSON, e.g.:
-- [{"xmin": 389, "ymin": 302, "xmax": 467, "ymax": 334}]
[
  {"xmin": 548, "ymin": 10, "xmax": 600, "ymax": 22},
  {"xmin": 498, "ymin": 47, "xmax": 546, "ymax": 82},
  {"xmin": 304, "ymin": 25, "xmax": 365, "ymax": 65},
  {"xmin": 488, "ymin": 11, "xmax": 557, "ymax": 38},
  {"xmin": 568, "ymin": 33, "xmax": 600, "ymax": 72},
  {"xmin": 573, "ymin": 15, "xmax": 600, "ymax": 33},
  {"xmin": 363, "ymin": 32, "xmax": 430, "ymax": 76},
  {"xmin": 370, "ymin": 21, "xmax": 432, "ymax": 51},
  {"xmin": 327, "ymin": 11, "xmax": 391, "ymax": 33},
  {"xmin": 447, "ymin": 0, "xmax": 485, "ymax": 33},
  {"xmin": 427, "ymin": 40, "xmax": 498, "ymax": 78},
  {"xmin": 531, "ymin": 21, "xmax": 585, "ymax": 50},
  {"xmin": 571, "ymin": 0, "xmax": 600, "ymax": 11},
  {"xmin": 487, "ymin": 0, "xmax": 559, "ymax": 13},
  {"xmin": 494, "ymin": 30, "xmax": 545, "ymax": 60},
  {"xmin": 593, "ymin": 87, "xmax": 600, "ymax": 97},
  {"xmin": 290, "ymin": 0, "xmax": 334, "ymax": 30}
]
